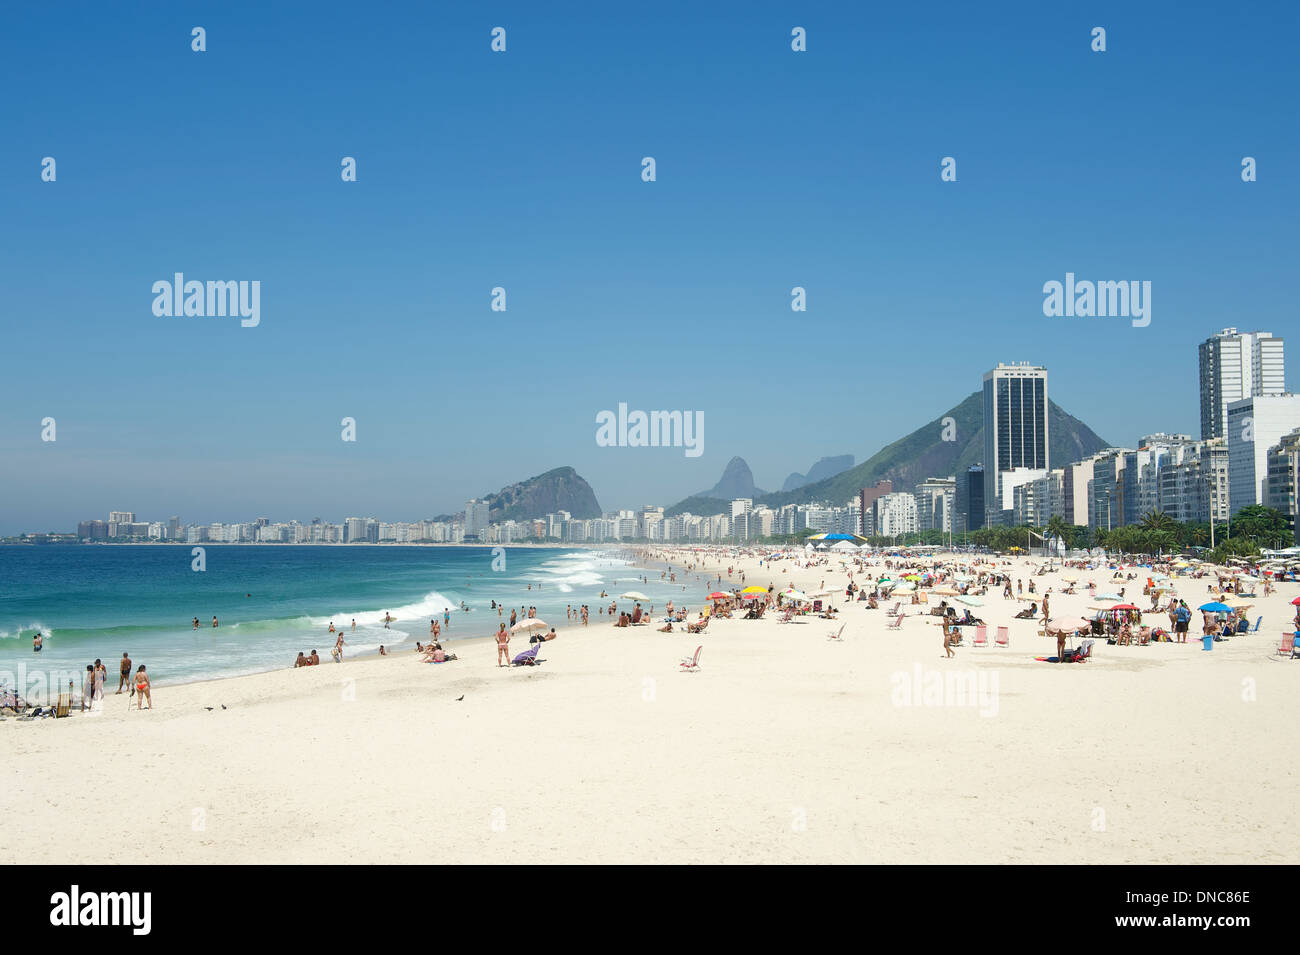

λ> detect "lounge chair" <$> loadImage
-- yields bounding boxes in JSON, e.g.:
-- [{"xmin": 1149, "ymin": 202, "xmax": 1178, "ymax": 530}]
[
  {"xmin": 511, "ymin": 645, "xmax": 541, "ymax": 667},
  {"xmin": 687, "ymin": 617, "xmax": 709, "ymax": 634},
  {"xmin": 777, "ymin": 607, "xmax": 796, "ymax": 624},
  {"xmin": 827, "ymin": 624, "xmax": 845, "ymax": 641},
  {"xmin": 680, "ymin": 646, "xmax": 702, "ymax": 672},
  {"xmin": 55, "ymin": 692, "xmax": 71, "ymax": 718},
  {"xmin": 994, "ymin": 626, "xmax": 1010, "ymax": 648},
  {"xmin": 887, "ymin": 614, "xmax": 904, "ymax": 630},
  {"xmin": 1278, "ymin": 633, "xmax": 1295, "ymax": 657},
  {"xmin": 1251, "ymin": 616, "xmax": 1262, "ymax": 632},
  {"xmin": 972, "ymin": 626, "xmax": 988, "ymax": 648}
]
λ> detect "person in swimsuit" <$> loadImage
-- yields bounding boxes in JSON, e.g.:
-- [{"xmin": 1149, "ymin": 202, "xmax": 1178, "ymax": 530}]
[
  {"xmin": 93, "ymin": 659, "xmax": 106, "ymax": 704},
  {"xmin": 117, "ymin": 652, "xmax": 132, "ymax": 693},
  {"xmin": 33, "ymin": 632, "xmax": 42, "ymax": 652},
  {"xmin": 82, "ymin": 665, "xmax": 94, "ymax": 711},
  {"xmin": 212, "ymin": 616, "xmax": 218, "ymax": 628},
  {"xmin": 309, "ymin": 650, "xmax": 320, "ymax": 665},
  {"xmin": 294, "ymin": 652, "xmax": 307, "ymax": 668},
  {"xmin": 496, "ymin": 623, "xmax": 510, "ymax": 667},
  {"xmin": 134, "ymin": 666, "xmax": 151, "ymax": 709},
  {"xmin": 193, "ymin": 617, "xmax": 199, "ymax": 630}
]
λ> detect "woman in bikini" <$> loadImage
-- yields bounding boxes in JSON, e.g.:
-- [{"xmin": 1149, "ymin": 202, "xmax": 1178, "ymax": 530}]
[
  {"xmin": 134, "ymin": 666, "xmax": 152, "ymax": 709},
  {"xmin": 495, "ymin": 623, "xmax": 510, "ymax": 667}
]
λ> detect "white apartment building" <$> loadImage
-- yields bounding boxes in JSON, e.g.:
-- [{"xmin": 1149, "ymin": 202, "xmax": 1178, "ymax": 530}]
[{"xmin": 1226, "ymin": 394, "xmax": 1300, "ymax": 514}]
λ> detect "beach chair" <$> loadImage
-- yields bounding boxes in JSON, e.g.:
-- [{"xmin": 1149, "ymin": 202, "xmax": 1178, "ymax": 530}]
[
  {"xmin": 888, "ymin": 602, "xmax": 900, "ymax": 616},
  {"xmin": 1251, "ymin": 616, "xmax": 1262, "ymax": 632},
  {"xmin": 972, "ymin": 626, "xmax": 988, "ymax": 648},
  {"xmin": 1278, "ymin": 633, "xmax": 1295, "ymax": 657},
  {"xmin": 680, "ymin": 646, "xmax": 703, "ymax": 672},
  {"xmin": 511, "ymin": 645, "xmax": 541, "ymax": 667},
  {"xmin": 887, "ymin": 614, "xmax": 904, "ymax": 630},
  {"xmin": 827, "ymin": 624, "xmax": 845, "ymax": 641},
  {"xmin": 994, "ymin": 626, "xmax": 1010, "ymax": 648},
  {"xmin": 54, "ymin": 691, "xmax": 71, "ymax": 718}
]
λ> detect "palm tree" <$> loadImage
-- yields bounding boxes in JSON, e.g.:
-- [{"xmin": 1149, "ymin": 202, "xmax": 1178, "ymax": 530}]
[{"xmin": 1140, "ymin": 510, "xmax": 1176, "ymax": 533}]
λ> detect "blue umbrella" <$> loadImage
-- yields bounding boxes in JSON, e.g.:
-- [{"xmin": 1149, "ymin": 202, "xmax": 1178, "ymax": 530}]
[{"xmin": 1198, "ymin": 602, "xmax": 1232, "ymax": 613}]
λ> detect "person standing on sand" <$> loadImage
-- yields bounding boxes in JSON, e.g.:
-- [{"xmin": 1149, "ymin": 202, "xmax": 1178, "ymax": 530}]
[
  {"xmin": 134, "ymin": 666, "xmax": 151, "ymax": 709},
  {"xmin": 334, "ymin": 633, "xmax": 345, "ymax": 661},
  {"xmin": 82, "ymin": 665, "xmax": 94, "ymax": 711},
  {"xmin": 117, "ymin": 652, "xmax": 132, "ymax": 693},
  {"xmin": 93, "ymin": 659, "xmax": 106, "ymax": 704},
  {"xmin": 496, "ymin": 623, "xmax": 510, "ymax": 667},
  {"xmin": 941, "ymin": 618, "xmax": 955, "ymax": 658}
]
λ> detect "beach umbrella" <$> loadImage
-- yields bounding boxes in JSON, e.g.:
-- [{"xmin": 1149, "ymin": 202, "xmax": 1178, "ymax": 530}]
[
  {"xmin": 510, "ymin": 618, "xmax": 548, "ymax": 633},
  {"xmin": 932, "ymin": 586, "xmax": 960, "ymax": 596},
  {"xmin": 1198, "ymin": 602, "xmax": 1232, "ymax": 613},
  {"xmin": 1226, "ymin": 598, "xmax": 1253, "ymax": 608},
  {"xmin": 1046, "ymin": 616, "xmax": 1089, "ymax": 633},
  {"xmin": 780, "ymin": 589, "xmax": 810, "ymax": 603},
  {"xmin": 1292, "ymin": 596, "xmax": 1300, "ymax": 606},
  {"xmin": 706, "ymin": 591, "xmax": 729, "ymax": 600},
  {"xmin": 620, "ymin": 591, "xmax": 650, "ymax": 601},
  {"xmin": 1110, "ymin": 603, "xmax": 1140, "ymax": 611},
  {"xmin": 1095, "ymin": 593, "xmax": 1122, "ymax": 601},
  {"xmin": 741, "ymin": 586, "xmax": 767, "ymax": 596},
  {"xmin": 892, "ymin": 582, "xmax": 916, "ymax": 593}
]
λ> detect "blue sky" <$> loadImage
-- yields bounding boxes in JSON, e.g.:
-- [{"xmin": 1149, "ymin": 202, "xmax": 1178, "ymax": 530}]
[{"xmin": 2, "ymin": 0, "xmax": 1296, "ymax": 533}]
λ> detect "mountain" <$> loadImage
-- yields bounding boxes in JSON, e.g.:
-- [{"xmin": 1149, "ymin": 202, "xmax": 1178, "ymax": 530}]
[
  {"xmin": 667, "ymin": 394, "xmax": 1111, "ymax": 514},
  {"xmin": 701, "ymin": 456, "xmax": 765, "ymax": 500},
  {"xmin": 482, "ymin": 466, "xmax": 602, "ymax": 522},
  {"xmin": 782, "ymin": 454, "xmax": 855, "ymax": 491}
]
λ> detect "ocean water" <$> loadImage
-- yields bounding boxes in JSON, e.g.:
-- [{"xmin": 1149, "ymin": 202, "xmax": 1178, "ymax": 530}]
[{"xmin": 0, "ymin": 544, "xmax": 689, "ymax": 701}]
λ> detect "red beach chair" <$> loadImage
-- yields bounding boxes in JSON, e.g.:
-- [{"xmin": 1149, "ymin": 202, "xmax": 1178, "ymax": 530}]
[
  {"xmin": 1279, "ymin": 633, "xmax": 1296, "ymax": 657},
  {"xmin": 680, "ymin": 646, "xmax": 703, "ymax": 672},
  {"xmin": 972, "ymin": 626, "xmax": 988, "ymax": 647},
  {"xmin": 887, "ymin": 614, "xmax": 904, "ymax": 630},
  {"xmin": 994, "ymin": 626, "xmax": 1010, "ymax": 648}
]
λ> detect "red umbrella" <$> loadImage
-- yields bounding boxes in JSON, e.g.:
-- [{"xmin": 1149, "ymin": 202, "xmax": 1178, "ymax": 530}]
[
  {"xmin": 1292, "ymin": 597, "xmax": 1300, "ymax": 606},
  {"xmin": 1111, "ymin": 603, "xmax": 1140, "ymax": 611},
  {"xmin": 707, "ymin": 592, "xmax": 729, "ymax": 600}
]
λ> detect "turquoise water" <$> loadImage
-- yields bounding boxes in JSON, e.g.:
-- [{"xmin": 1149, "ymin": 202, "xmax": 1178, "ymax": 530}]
[{"xmin": 0, "ymin": 544, "xmax": 688, "ymax": 701}]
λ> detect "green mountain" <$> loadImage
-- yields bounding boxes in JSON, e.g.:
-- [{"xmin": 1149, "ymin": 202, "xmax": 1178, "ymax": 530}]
[
  {"xmin": 668, "ymin": 393, "xmax": 1111, "ymax": 513},
  {"xmin": 484, "ymin": 466, "xmax": 602, "ymax": 522}
]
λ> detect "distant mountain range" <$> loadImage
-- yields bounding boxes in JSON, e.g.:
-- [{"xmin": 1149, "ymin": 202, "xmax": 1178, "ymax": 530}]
[
  {"xmin": 782, "ymin": 454, "xmax": 855, "ymax": 491},
  {"xmin": 667, "ymin": 393, "xmax": 1110, "ymax": 515}
]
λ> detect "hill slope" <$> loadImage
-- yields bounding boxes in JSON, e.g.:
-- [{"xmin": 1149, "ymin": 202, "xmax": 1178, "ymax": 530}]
[
  {"xmin": 483, "ymin": 466, "xmax": 602, "ymax": 522},
  {"xmin": 669, "ymin": 393, "xmax": 1110, "ymax": 513}
]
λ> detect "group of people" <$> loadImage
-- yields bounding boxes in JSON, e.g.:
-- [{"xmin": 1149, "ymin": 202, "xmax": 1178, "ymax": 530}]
[{"xmin": 82, "ymin": 653, "xmax": 151, "ymax": 709}]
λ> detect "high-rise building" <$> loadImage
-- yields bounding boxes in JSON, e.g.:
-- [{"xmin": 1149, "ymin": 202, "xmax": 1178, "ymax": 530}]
[
  {"xmin": 1226, "ymin": 394, "xmax": 1300, "ymax": 514},
  {"xmin": 1265, "ymin": 428, "xmax": 1300, "ymax": 545},
  {"xmin": 464, "ymin": 499, "xmax": 491, "ymax": 537},
  {"xmin": 914, "ymin": 477, "xmax": 956, "ymax": 533},
  {"xmin": 1198, "ymin": 328, "xmax": 1286, "ymax": 440},
  {"xmin": 857, "ymin": 481, "xmax": 892, "ymax": 536},
  {"xmin": 982, "ymin": 363, "xmax": 1049, "ymax": 523},
  {"xmin": 963, "ymin": 466, "xmax": 985, "ymax": 530}
]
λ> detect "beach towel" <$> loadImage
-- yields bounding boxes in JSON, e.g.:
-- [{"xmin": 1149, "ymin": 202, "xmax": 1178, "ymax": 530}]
[{"xmin": 511, "ymin": 645, "xmax": 541, "ymax": 666}]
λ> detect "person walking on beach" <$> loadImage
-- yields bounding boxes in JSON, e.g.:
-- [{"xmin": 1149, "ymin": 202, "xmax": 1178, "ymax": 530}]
[
  {"xmin": 93, "ymin": 659, "xmax": 106, "ymax": 705},
  {"xmin": 117, "ymin": 652, "xmax": 132, "ymax": 693},
  {"xmin": 496, "ymin": 623, "xmax": 510, "ymax": 667},
  {"xmin": 82, "ymin": 665, "xmax": 94, "ymax": 711},
  {"xmin": 334, "ymin": 633, "xmax": 345, "ymax": 661},
  {"xmin": 134, "ymin": 666, "xmax": 151, "ymax": 709}
]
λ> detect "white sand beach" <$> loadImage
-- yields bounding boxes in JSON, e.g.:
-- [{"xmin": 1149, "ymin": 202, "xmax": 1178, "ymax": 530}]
[{"xmin": 2, "ymin": 549, "xmax": 1296, "ymax": 865}]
